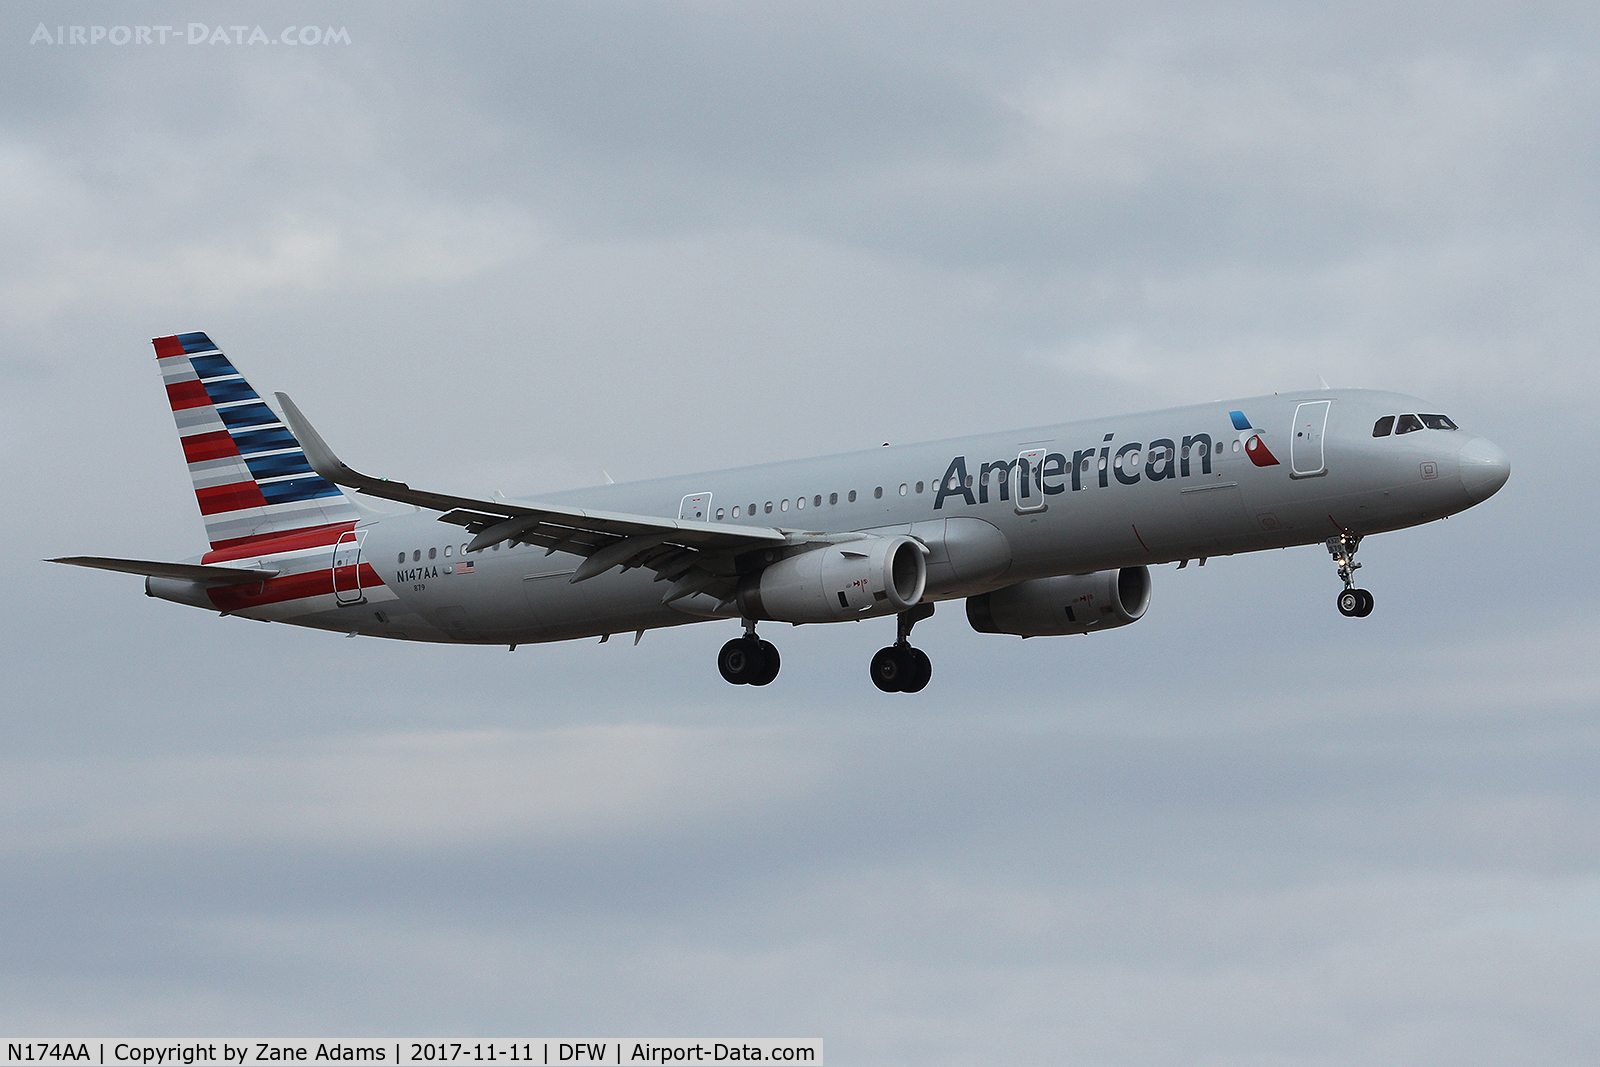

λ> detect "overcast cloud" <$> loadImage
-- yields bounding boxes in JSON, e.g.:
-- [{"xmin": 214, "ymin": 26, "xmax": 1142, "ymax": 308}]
[{"xmin": 3, "ymin": 2, "xmax": 1598, "ymax": 1063}]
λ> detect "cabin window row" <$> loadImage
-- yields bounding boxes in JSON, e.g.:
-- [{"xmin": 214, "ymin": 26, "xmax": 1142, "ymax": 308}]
[
  {"xmin": 400, "ymin": 541, "xmax": 504, "ymax": 564},
  {"xmin": 711, "ymin": 441, "xmax": 1240, "ymax": 520},
  {"xmin": 713, "ymin": 477, "xmax": 951, "ymax": 520}
]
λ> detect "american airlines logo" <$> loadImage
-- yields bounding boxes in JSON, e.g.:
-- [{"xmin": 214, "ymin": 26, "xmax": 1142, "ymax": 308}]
[
  {"xmin": 1229, "ymin": 410, "xmax": 1281, "ymax": 467},
  {"xmin": 933, "ymin": 416, "xmax": 1271, "ymax": 510}
]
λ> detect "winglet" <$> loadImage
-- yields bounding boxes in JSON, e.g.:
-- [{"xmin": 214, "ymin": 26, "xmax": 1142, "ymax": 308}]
[{"xmin": 274, "ymin": 392, "xmax": 363, "ymax": 487}]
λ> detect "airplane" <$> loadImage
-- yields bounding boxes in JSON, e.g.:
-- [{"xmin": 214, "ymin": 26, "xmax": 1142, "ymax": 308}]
[{"xmin": 51, "ymin": 332, "xmax": 1511, "ymax": 693}]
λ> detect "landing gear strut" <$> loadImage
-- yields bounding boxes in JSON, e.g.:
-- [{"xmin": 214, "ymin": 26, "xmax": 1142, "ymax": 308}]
[
  {"xmin": 1327, "ymin": 531, "xmax": 1374, "ymax": 618},
  {"xmin": 718, "ymin": 619, "xmax": 780, "ymax": 686},
  {"xmin": 871, "ymin": 604, "xmax": 935, "ymax": 693}
]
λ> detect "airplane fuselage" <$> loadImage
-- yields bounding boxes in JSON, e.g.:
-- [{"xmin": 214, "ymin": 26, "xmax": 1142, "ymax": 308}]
[{"xmin": 148, "ymin": 387, "xmax": 1507, "ymax": 648}]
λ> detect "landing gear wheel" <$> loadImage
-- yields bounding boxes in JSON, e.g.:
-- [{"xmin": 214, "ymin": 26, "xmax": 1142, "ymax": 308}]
[
  {"xmin": 870, "ymin": 645, "xmax": 912, "ymax": 693},
  {"xmin": 902, "ymin": 648, "xmax": 932, "ymax": 693},
  {"xmin": 1336, "ymin": 588, "xmax": 1375, "ymax": 618},
  {"xmin": 870, "ymin": 645, "xmax": 931, "ymax": 693},
  {"xmin": 718, "ymin": 636, "xmax": 768, "ymax": 685},
  {"xmin": 749, "ymin": 640, "xmax": 781, "ymax": 686}
]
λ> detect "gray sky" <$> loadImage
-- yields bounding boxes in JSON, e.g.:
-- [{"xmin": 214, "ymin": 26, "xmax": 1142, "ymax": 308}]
[{"xmin": 3, "ymin": 2, "xmax": 1598, "ymax": 1062}]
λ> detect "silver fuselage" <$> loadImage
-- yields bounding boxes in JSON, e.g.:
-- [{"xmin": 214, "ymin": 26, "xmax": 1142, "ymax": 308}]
[{"xmin": 151, "ymin": 388, "xmax": 1507, "ymax": 646}]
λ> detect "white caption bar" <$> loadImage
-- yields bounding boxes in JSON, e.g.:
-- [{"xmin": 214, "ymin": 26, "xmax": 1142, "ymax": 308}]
[{"xmin": 2, "ymin": 1043, "xmax": 821, "ymax": 1067}]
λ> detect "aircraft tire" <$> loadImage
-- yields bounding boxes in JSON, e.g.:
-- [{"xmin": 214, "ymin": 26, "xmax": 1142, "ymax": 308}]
[
  {"xmin": 749, "ymin": 640, "xmax": 781, "ymax": 686},
  {"xmin": 718, "ymin": 636, "xmax": 767, "ymax": 685},
  {"xmin": 902, "ymin": 648, "xmax": 932, "ymax": 693},
  {"xmin": 1354, "ymin": 589, "xmax": 1375, "ymax": 617},
  {"xmin": 1337, "ymin": 589, "xmax": 1361, "ymax": 617},
  {"xmin": 870, "ymin": 645, "xmax": 910, "ymax": 693}
]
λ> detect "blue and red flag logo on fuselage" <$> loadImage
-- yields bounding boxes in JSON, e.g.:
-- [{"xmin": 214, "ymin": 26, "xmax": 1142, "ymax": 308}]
[{"xmin": 1230, "ymin": 410, "xmax": 1280, "ymax": 467}]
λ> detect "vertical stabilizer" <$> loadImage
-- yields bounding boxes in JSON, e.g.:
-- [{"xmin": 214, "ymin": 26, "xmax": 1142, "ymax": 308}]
[{"xmin": 153, "ymin": 332, "xmax": 360, "ymax": 551}]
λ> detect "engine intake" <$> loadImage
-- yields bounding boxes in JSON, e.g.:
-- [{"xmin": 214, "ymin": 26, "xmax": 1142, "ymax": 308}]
[
  {"xmin": 966, "ymin": 567, "xmax": 1151, "ymax": 637},
  {"xmin": 738, "ymin": 535, "xmax": 927, "ymax": 623}
]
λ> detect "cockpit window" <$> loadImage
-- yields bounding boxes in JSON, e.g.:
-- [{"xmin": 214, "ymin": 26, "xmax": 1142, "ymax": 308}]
[
  {"xmin": 1419, "ymin": 413, "xmax": 1458, "ymax": 430},
  {"xmin": 1372, "ymin": 415, "xmax": 1395, "ymax": 437},
  {"xmin": 1395, "ymin": 413, "xmax": 1424, "ymax": 434}
]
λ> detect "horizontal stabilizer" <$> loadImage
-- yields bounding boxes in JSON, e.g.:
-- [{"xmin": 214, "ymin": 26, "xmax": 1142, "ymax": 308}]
[{"xmin": 48, "ymin": 556, "xmax": 280, "ymax": 585}]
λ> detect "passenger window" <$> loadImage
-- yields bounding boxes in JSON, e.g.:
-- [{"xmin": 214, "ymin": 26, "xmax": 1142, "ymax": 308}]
[
  {"xmin": 748, "ymin": 502, "xmax": 756, "ymax": 514},
  {"xmin": 899, "ymin": 483, "xmax": 908, "ymax": 496},
  {"xmin": 1419, "ymin": 414, "xmax": 1458, "ymax": 430},
  {"xmin": 915, "ymin": 481, "xmax": 924, "ymax": 493},
  {"xmin": 1373, "ymin": 416, "xmax": 1395, "ymax": 437},
  {"xmin": 716, "ymin": 508, "xmax": 725, "ymax": 519},
  {"xmin": 780, "ymin": 499, "xmax": 788, "ymax": 511},
  {"xmin": 461, "ymin": 544, "xmax": 469, "ymax": 555},
  {"xmin": 764, "ymin": 502, "xmax": 773, "ymax": 514},
  {"xmin": 874, "ymin": 486, "xmax": 883, "ymax": 499},
  {"xmin": 444, "ymin": 545, "xmax": 452, "ymax": 557},
  {"xmin": 829, "ymin": 493, "xmax": 838, "ymax": 505},
  {"xmin": 428, "ymin": 547, "xmax": 437, "ymax": 560},
  {"xmin": 814, "ymin": 495, "xmax": 822, "ymax": 507},
  {"xmin": 397, "ymin": 552, "xmax": 405, "ymax": 564},
  {"xmin": 412, "ymin": 550, "xmax": 421, "ymax": 562},
  {"xmin": 1395, "ymin": 414, "xmax": 1423, "ymax": 434},
  {"xmin": 848, "ymin": 490, "xmax": 857, "ymax": 502}
]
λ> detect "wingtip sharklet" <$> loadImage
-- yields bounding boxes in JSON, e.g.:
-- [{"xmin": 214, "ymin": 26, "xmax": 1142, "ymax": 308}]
[{"xmin": 274, "ymin": 392, "xmax": 349, "ymax": 485}]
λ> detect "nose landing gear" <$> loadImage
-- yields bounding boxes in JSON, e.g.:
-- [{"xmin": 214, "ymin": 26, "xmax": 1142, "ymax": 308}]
[
  {"xmin": 1328, "ymin": 531, "xmax": 1374, "ymax": 617},
  {"xmin": 718, "ymin": 620, "xmax": 780, "ymax": 686},
  {"xmin": 870, "ymin": 603, "xmax": 935, "ymax": 693}
]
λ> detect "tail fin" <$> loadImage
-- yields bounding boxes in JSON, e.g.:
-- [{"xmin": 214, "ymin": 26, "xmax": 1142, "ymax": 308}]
[{"xmin": 153, "ymin": 332, "xmax": 361, "ymax": 552}]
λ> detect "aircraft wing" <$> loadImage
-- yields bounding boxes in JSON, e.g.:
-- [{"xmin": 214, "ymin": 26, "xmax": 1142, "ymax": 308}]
[
  {"xmin": 49, "ymin": 557, "xmax": 280, "ymax": 584},
  {"xmin": 276, "ymin": 392, "xmax": 791, "ymax": 603}
]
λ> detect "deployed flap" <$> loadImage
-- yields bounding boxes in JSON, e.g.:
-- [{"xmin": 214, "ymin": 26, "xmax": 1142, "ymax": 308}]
[{"xmin": 49, "ymin": 556, "xmax": 280, "ymax": 584}]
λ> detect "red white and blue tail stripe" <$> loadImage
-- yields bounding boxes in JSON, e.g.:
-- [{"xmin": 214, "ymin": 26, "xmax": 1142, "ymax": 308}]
[{"xmin": 154, "ymin": 332, "xmax": 361, "ymax": 551}]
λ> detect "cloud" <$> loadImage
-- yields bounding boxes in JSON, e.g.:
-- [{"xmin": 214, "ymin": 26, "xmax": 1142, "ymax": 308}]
[
  {"xmin": 0, "ymin": 725, "xmax": 828, "ymax": 853},
  {"xmin": 3, "ymin": 0, "xmax": 1598, "ymax": 1059}
]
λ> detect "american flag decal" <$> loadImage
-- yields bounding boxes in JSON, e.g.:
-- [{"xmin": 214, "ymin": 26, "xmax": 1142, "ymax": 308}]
[{"xmin": 457, "ymin": 559, "xmax": 475, "ymax": 574}]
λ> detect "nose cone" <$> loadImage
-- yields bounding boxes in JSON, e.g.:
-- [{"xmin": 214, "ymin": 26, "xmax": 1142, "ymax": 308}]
[{"xmin": 1458, "ymin": 437, "xmax": 1510, "ymax": 503}]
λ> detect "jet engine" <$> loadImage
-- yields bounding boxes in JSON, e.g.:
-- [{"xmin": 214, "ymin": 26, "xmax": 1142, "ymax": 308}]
[
  {"xmin": 966, "ymin": 567, "xmax": 1151, "ymax": 637},
  {"xmin": 737, "ymin": 535, "xmax": 928, "ymax": 624}
]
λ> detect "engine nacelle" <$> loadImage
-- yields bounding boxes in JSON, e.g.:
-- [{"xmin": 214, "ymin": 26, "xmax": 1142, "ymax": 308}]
[
  {"xmin": 738, "ymin": 535, "xmax": 928, "ymax": 624},
  {"xmin": 966, "ymin": 567, "xmax": 1151, "ymax": 637}
]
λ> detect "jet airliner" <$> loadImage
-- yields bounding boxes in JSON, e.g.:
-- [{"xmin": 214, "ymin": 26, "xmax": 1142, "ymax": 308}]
[{"xmin": 52, "ymin": 333, "xmax": 1510, "ymax": 692}]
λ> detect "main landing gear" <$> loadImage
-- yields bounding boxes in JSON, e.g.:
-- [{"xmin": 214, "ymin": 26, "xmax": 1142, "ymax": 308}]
[
  {"xmin": 716, "ymin": 606, "xmax": 937, "ymax": 692},
  {"xmin": 870, "ymin": 604, "xmax": 935, "ymax": 694},
  {"xmin": 1327, "ymin": 531, "xmax": 1375, "ymax": 618},
  {"xmin": 718, "ymin": 621, "xmax": 780, "ymax": 686}
]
